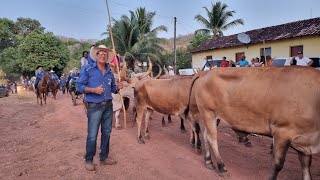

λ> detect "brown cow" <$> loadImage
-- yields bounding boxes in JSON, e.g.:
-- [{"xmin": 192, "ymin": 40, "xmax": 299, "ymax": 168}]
[
  {"xmin": 187, "ymin": 66, "xmax": 320, "ymax": 179},
  {"xmin": 133, "ymin": 76, "xmax": 202, "ymax": 150}
]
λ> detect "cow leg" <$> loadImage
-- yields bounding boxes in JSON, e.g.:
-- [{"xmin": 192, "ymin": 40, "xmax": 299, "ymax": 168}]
[
  {"xmin": 203, "ymin": 127, "xmax": 215, "ymax": 170},
  {"xmin": 203, "ymin": 116, "xmax": 228, "ymax": 176},
  {"xmin": 180, "ymin": 118, "xmax": 186, "ymax": 133},
  {"xmin": 195, "ymin": 122, "xmax": 201, "ymax": 150},
  {"xmin": 162, "ymin": 116, "xmax": 166, "ymax": 127},
  {"xmin": 168, "ymin": 115, "xmax": 172, "ymax": 123},
  {"xmin": 185, "ymin": 118, "xmax": 201, "ymax": 153},
  {"xmin": 44, "ymin": 93, "xmax": 46, "ymax": 104},
  {"xmin": 135, "ymin": 106, "xmax": 145, "ymax": 144},
  {"xmin": 298, "ymin": 152, "xmax": 312, "ymax": 180},
  {"xmin": 269, "ymin": 136, "xmax": 290, "ymax": 180},
  {"xmin": 114, "ymin": 110, "xmax": 122, "ymax": 129},
  {"xmin": 144, "ymin": 108, "xmax": 153, "ymax": 139}
]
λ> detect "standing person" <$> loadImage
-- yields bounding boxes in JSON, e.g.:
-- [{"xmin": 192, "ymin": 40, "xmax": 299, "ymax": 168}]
[
  {"xmin": 35, "ymin": 66, "xmax": 45, "ymax": 90},
  {"xmin": 290, "ymin": 51, "xmax": 313, "ymax": 66},
  {"xmin": 60, "ymin": 74, "xmax": 67, "ymax": 94},
  {"xmin": 232, "ymin": 55, "xmax": 249, "ymax": 67},
  {"xmin": 76, "ymin": 45, "xmax": 123, "ymax": 171},
  {"xmin": 168, "ymin": 66, "xmax": 175, "ymax": 75},
  {"xmin": 220, "ymin": 56, "xmax": 230, "ymax": 67},
  {"xmin": 81, "ymin": 51, "xmax": 89, "ymax": 68}
]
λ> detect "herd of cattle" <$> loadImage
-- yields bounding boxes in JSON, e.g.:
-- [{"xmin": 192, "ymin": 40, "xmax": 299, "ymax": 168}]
[{"xmin": 113, "ymin": 60, "xmax": 320, "ymax": 180}]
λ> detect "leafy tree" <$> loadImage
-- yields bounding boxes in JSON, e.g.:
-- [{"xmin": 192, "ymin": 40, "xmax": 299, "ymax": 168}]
[
  {"xmin": 0, "ymin": 18, "xmax": 16, "ymax": 52},
  {"xmin": 0, "ymin": 47, "xmax": 22, "ymax": 81},
  {"xmin": 189, "ymin": 34, "xmax": 210, "ymax": 49},
  {"xmin": 0, "ymin": 69, "xmax": 9, "ymax": 84},
  {"xmin": 194, "ymin": 1, "xmax": 244, "ymax": 37},
  {"xmin": 13, "ymin": 17, "xmax": 45, "ymax": 37},
  {"xmin": 18, "ymin": 32, "xmax": 69, "ymax": 76}
]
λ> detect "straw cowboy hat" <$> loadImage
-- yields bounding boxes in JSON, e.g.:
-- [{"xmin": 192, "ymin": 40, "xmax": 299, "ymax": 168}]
[
  {"xmin": 168, "ymin": 66, "xmax": 173, "ymax": 69},
  {"xmin": 50, "ymin": 70, "xmax": 55, "ymax": 73},
  {"xmin": 90, "ymin": 45, "xmax": 114, "ymax": 63}
]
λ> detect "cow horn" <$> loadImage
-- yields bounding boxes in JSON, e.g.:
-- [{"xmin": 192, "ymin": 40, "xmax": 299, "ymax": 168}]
[
  {"xmin": 138, "ymin": 57, "xmax": 152, "ymax": 80},
  {"xmin": 155, "ymin": 64, "xmax": 162, "ymax": 79},
  {"xmin": 120, "ymin": 59, "xmax": 131, "ymax": 83}
]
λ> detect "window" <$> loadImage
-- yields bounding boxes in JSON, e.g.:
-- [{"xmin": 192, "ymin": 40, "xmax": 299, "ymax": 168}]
[
  {"xmin": 260, "ymin": 47, "xmax": 271, "ymax": 62},
  {"xmin": 206, "ymin": 55, "xmax": 212, "ymax": 60},
  {"xmin": 290, "ymin": 45, "xmax": 303, "ymax": 57},
  {"xmin": 235, "ymin": 52, "xmax": 245, "ymax": 62}
]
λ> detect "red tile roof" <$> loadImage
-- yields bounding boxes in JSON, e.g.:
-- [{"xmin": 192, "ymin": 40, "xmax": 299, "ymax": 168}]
[{"xmin": 191, "ymin": 17, "xmax": 320, "ymax": 53}]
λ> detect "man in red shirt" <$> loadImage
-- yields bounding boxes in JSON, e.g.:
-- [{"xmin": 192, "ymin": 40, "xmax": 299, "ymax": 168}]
[{"xmin": 220, "ymin": 56, "xmax": 229, "ymax": 67}]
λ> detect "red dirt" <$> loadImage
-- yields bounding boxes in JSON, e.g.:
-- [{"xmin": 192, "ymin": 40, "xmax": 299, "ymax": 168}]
[{"xmin": 0, "ymin": 90, "xmax": 319, "ymax": 180}]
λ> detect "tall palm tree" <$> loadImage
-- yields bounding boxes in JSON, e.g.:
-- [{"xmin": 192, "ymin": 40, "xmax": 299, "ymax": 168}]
[
  {"xmin": 194, "ymin": 1, "xmax": 244, "ymax": 37},
  {"xmin": 104, "ymin": 7, "xmax": 167, "ymax": 70}
]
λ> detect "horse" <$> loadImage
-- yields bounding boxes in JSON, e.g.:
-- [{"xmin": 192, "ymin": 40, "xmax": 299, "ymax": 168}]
[
  {"xmin": 49, "ymin": 78, "xmax": 59, "ymax": 99},
  {"xmin": 36, "ymin": 73, "xmax": 50, "ymax": 105}
]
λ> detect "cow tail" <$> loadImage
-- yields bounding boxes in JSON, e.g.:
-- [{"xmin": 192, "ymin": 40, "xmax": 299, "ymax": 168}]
[{"xmin": 184, "ymin": 73, "xmax": 201, "ymax": 119}]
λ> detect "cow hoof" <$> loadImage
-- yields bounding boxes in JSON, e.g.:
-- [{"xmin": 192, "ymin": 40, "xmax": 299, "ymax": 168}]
[
  {"xmin": 218, "ymin": 171, "xmax": 229, "ymax": 178},
  {"xmin": 244, "ymin": 141, "xmax": 252, "ymax": 147},
  {"xmin": 205, "ymin": 163, "xmax": 215, "ymax": 170},
  {"xmin": 145, "ymin": 133, "xmax": 150, "ymax": 139},
  {"xmin": 137, "ymin": 137, "xmax": 145, "ymax": 144},
  {"xmin": 180, "ymin": 129, "xmax": 187, "ymax": 133}
]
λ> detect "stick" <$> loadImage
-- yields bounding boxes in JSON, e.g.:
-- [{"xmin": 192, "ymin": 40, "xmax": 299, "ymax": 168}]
[
  {"xmin": 105, "ymin": 0, "xmax": 127, "ymax": 128},
  {"xmin": 263, "ymin": 40, "xmax": 267, "ymax": 66}
]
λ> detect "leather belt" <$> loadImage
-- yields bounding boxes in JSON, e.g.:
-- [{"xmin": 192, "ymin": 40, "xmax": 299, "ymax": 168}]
[{"xmin": 87, "ymin": 100, "xmax": 111, "ymax": 106}]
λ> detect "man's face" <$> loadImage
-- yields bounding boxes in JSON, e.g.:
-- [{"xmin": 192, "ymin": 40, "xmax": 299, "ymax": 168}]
[
  {"xmin": 97, "ymin": 51, "xmax": 109, "ymax": 63},
  {"xmin": 298, "ymin": 54, "xmax": 303, "ymax": 59},
  {"xmin": 39, "ymin": 67, "xmax": 43, "ymax": 71}
]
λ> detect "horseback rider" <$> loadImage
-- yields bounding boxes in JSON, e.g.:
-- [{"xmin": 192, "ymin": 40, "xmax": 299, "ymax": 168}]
[
  {"xmin": 35, "ymin": 65, "xmax": 45, "ymax": 90},
  {"xmin": 49, "ymin": 70, "xmax": 60, "ymax": 84}
]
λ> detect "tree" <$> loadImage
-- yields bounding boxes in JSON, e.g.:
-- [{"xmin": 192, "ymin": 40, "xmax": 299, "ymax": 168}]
[
  {"xmin": 0, "ymin": 47, "xmax": 22, "ymax": 81},
  {"xmin": 0, "ymin": 18, "xmax": 16, "ymax": 52},
  {"xmin": 189, "ymin": 34, "xmax": 210, "ymax": 49},
  {"xmin": 194, "ymin": 1, "xmax": 244, "ymax": 37},
  {"xmin": 104, "ymin": 7, "xmax": 167, "ymax": 70},
  {"xmin": 13, "ymin": 17, "xmax": 45, "ymax": 37},
  {"xmin": 18, "ymin": 32, "xmax": 69, "ymax": 76}
]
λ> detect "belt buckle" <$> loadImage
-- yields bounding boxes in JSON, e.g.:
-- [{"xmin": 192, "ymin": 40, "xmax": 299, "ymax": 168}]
[{"xmin": 101, "ymin": 100, "xmax": 108, "ymax": 106}]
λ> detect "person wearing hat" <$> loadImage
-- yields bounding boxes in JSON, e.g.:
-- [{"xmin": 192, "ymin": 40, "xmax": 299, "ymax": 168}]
[
  {"xmin": 60, "ymin": 74, "xmax": 67, "ymax": 94},
  {"xmin": 290, "ymin": 51, "xmax": 313, "ymax": 66},
  {"xmin": 76, "ymin": 45, "xmax": 123, "ymax": 171},
  {"xmin": 168, "ymin": 65, "xmax": 175, "ymax": 75},
  {"xmin": 34, "ymin": 65, "xmax": 45, "ymax": 90}
]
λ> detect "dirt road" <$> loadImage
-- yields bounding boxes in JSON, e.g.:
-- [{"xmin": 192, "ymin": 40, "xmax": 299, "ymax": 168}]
[{"xmin": 0, "ymin": 90, "xmax": 319, "ymax": 180}]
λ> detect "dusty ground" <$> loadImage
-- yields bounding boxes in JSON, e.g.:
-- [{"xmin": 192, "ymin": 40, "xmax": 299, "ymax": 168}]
[{"xmin": 0, "ymin": 89, "xmax": 319, "ymax": 180}]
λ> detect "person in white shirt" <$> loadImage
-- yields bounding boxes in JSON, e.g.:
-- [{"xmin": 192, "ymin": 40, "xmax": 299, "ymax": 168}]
[
  {"xmin": 168, "ymin": 66, "xmax": 175, "ymax": 75},
  {"xmin": 290, "ymin": 51, "xmax": 313, "ymax": 66},
  {"xmin": 80, "ymin": 51, "xmax": 89, "ymax": 68}
]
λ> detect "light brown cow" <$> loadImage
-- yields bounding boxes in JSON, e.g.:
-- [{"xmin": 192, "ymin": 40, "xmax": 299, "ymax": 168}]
[
  {"xmin": 187, "ymin": 66, "xmax": 320, "ymax": 179},
  {"xmin": 133, "ymin": 76, "xmax": 202, "ymax": 150}
]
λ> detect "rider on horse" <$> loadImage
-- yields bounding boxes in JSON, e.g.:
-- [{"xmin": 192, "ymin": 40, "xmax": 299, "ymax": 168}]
[
  {"xmin": 49, "ymin": 70, "xmax": 59, "ymax": 85},
  {"xmin": 68, "ymin": 67, "xmax": 80, "ymax": 85},
  {"xmin": 35, "ymin": 65, "xmax": 45, "ymax": 90}
]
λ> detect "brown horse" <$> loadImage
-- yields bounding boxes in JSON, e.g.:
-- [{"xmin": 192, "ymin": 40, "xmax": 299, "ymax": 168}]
[
  {"xmin": 36, "ymin": 73, "xmax": 50, "ymax": 105},
  {"xmin": 49, "ymin": 78, "xmax": 59, "ymax": 99}
]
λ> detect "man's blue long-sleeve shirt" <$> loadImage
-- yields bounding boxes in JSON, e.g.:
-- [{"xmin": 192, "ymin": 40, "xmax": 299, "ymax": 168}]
[
  {"xmin": 76, "ymin": 62, "xmax": 118, "ymax": 103},
  {"xmin": 35, "ymin": 70, "xmax": 45, "ymax": 79}
]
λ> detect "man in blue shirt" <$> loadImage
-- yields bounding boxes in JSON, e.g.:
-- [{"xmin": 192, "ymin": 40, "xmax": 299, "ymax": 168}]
[
  {"xmin": 60, "ymin": 74, "xmax": 67, "ymax": 94},
  {"xmin": 236, "ymin": 55, "xmax": 250, "ymax": 67},
  {"xmin": 77, "ymin": 45, "xmax": 123, "ymax": 171},
  {"xmin": 35, "ymin": 65, "xmax": 45, "ymax": 90},
  {"xmin": 49, "ymin": 70, "xmax": 59, "ymax": 83}
]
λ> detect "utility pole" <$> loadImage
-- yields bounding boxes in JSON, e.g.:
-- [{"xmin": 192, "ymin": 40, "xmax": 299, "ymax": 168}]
[{"xmin": 174, "ymin": 17, "xmax": 177, "ymax": 74}]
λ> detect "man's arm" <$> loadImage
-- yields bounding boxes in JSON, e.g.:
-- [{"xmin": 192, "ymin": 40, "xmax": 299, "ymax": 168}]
[{"xmin": 308, "ymin": 59, "xmax": 314, "ymax": 66}]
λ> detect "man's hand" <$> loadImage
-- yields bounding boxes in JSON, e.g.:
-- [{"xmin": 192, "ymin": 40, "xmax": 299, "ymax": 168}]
[
  {"xmin": 95, "ymin": 84, "xmax": 104, "ymax": 94},
  {"xmin": 117, "ymin": 81, "xmax": 123, "ymax": 90}
]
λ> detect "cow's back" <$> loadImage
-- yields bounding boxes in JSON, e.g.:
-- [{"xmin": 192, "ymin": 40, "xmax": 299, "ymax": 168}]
[{"xmin": 193, "ymin": 67, "xmax": 320, "ymax": 154}]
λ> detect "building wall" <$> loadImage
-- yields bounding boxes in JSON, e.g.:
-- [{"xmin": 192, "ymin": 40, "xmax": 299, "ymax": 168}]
[{"xmin": 191, "ymin": 36, "xmax": 320, "ymax": 68}]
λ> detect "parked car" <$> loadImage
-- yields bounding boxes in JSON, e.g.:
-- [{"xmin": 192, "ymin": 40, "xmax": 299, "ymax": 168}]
[
  {"xmin": 202, "ymin": 59, "xmax": 234, "ymax": 70},
  {"xmin": 0, "ymin": 85, "xmax": 9, "ymax": 98},
  {"xmin": 272, "ymin": 57, "xmax": 320, "ymax": 70}
]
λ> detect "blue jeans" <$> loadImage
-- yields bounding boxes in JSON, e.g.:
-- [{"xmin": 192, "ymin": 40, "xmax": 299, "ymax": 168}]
[{"xmin": 85, "ymin": 101, "xmax": 113, "ymax": 162}]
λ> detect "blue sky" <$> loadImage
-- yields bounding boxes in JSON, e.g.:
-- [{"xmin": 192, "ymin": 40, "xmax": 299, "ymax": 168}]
[{"xmin": 2, "ymin": 0, "xmax": 320, "ymax": 40}]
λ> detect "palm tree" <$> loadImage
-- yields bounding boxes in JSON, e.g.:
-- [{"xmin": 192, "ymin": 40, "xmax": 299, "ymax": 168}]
[
  {"xmin": 104, "ymin": 7, "xmax": 167, "ymax": 70},
  {"xmin": 194, "ymin": 1, "xmax": 244, "ymax": 37}
]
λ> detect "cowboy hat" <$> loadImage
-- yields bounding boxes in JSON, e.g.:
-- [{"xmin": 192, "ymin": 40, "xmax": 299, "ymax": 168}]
[
  {"xmin": 36, "ymin": 65, "xmax": 43, "ymax": 69},
  {"xmin": 168, "ymin": 66, "xmax": 173, "ymax": 69},
  {"xmin": 50, "ymin": 70, "xmax": 55, "ymax": 73},
  {"xmin": 90, "ymin": 45, "xmax": 114, "ymax": 63}
]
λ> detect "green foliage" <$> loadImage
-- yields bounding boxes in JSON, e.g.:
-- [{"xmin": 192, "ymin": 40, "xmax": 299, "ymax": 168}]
[
  {"xmin": 0, "ymin": 68, "xmax": 9, "ymax": 84},
  {"xmin": 18, "ymin": 32, "xmax": 69, "ymax": 76},
  {"xmin": 0, "ymin": 47, "xmax": 21, "ymax": 81},
  {"xmin": 194, "ymin": 1, "xmax": 244, "ymax": 37},
  {"xmin": 0, "ymin": 18, "xmax": 16, "ymax": 52},
  {"xmin": 13, "ymin": 17, "xmax": 45, "ymax": 37}
]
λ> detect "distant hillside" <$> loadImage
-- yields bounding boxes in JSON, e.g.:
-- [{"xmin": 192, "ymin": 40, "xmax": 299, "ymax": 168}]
[
  {"xmin": 161, "ymin": 34, "xmax": 194, "ymax": 52},
  {"xmin": 56, "ymin": 35, "xmax": 97, "ymax": 45}
]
